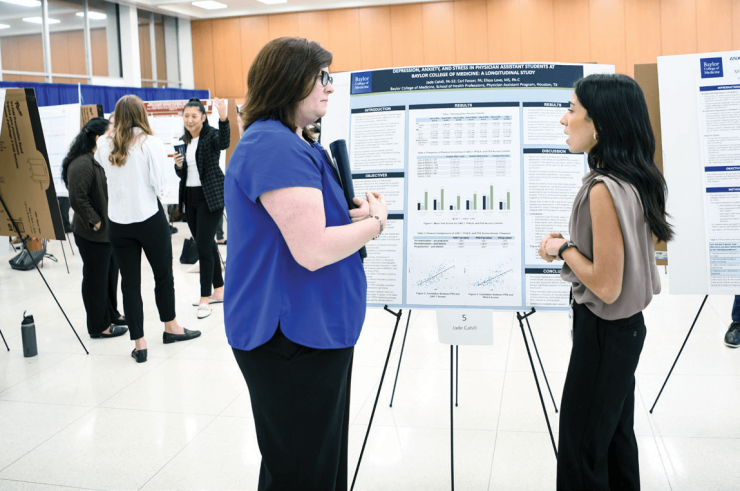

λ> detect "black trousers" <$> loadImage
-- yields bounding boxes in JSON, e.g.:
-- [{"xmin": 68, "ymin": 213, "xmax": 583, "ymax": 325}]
[
  {"xmin": 185, "ymin": 187, "xmax": 224, "ymax": 297},
  {"xmin": 109, "ymin": 202, "xmax": 176, "ymax": 340},
  {"xmin": 557, "ymin": 301, "xmax": 646, "ymax": 491},
  {"xmin": 232, "ymin": 327, "xmax": 354, "ymax": 491},
  {"xmin": 74, "ymin": 233, "xmax": 122, "ymax": 335}
]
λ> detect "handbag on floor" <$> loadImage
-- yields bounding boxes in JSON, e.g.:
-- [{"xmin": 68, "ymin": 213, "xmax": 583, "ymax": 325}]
[
  {"xmin": 9, "ymin": 239, "xmax": 47, "ymax": 271},
  {"xmin": 180, "ymin": 237, "xmax": 199, "ymax": 264}
]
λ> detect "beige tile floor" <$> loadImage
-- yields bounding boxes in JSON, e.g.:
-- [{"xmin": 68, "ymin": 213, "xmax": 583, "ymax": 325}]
[{"xmin": 0, "ymin": 229, "xmax": 738, "ymax": 490}]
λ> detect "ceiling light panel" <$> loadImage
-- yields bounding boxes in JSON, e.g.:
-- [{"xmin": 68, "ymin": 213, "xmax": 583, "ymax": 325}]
[
  {"xmin": 256, "ymin": 0, "xmax": 288, "ymax": 4},
  {"xmin": 0, "ymin": 24, "xmax": 10, "ymax": 29},
  {"xmin": 23, "ymin": 17, "xmax": 60, "ymax": 24},
  {"xmin": 0, "ymin": 0, "xmax": 41, "ymax": 7},
  {"xmin": 191, "ymin": 1, "xmax": 227, "ymax": 9}
]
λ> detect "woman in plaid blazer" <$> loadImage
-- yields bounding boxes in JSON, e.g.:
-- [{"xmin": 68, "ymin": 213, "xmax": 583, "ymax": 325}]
[{"xmin": 174, "ymin": 98, "xmax": 231, "ymax": 319}]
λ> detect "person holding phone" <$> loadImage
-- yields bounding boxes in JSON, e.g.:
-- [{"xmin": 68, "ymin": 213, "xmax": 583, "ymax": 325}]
[{"xmin": 174, "ymin": 98, "xmax": 230, "ymax": 319}]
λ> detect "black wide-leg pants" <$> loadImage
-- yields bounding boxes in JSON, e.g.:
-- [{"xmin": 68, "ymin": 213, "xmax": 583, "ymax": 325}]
[
  {"xmin": 184, "ymin": 187, "xmax": 224, "ymax": 298},
  {"xmin": 232, "ymin": 327, "xmax": 354, "ymax": 491},
  {"xmin": 74, "ymin": 233, "xmax": 122, "ymax": 335},
  {"xmin": 557, "ymin": 301, "xmax": 646, "ymax": 491},
  {"xmin": 109, "ymin": 202, "xmax": 176, "ymax": 340}
]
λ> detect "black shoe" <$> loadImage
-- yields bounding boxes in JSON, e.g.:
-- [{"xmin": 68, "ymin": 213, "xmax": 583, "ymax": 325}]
[
  {"xmin": 725, "ymin": 321, "xmax": 740, "ymax": 348},
  {"xmin": 64, "ymin": 225, "xmax": 73, "ymax": 233},
  {"xmin": 91, "ymin": 325, "xmax": 128, "ymax": 338},
  {"xmin": 131, "ymin": 348, "xmax": 147, "ymax": 363},
  {"xmin": 111, "ymin": 316, "xmax": 127, "ymax": 327},
  {"xmin": 163, "ymin": 328, "xmax": 201, "ymax": 344},
  {"xmin": 170, "ymin": 225, "xmax": 178, "ymax": 234}
]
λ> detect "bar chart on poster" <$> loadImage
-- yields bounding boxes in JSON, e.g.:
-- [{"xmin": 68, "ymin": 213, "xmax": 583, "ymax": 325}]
[{"xmin": 330, "ymin": 62, "xmax": 614, "ymax": 310}]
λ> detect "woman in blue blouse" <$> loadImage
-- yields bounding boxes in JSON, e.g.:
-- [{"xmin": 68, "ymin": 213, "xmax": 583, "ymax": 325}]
[{"xmin": 224, "ymin": 37, "xmax": 387, "ymax": 491}]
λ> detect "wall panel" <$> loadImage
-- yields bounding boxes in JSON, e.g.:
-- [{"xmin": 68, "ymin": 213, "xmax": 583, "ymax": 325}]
[
  {"xmin": 520, "ymin": 0, "xmax": 555, "ymax": 61},
  {"xmin": 422, "ymin": 2, "xmax": 455, "ymax": 65},
  {"xmin": 487, "ymin": 0, "xmax": 521, "ymax": 62},
  {"xmin": 212, "ymin": 18, "xmax": 244, "ymax": 99},
  {"xmin": 191, "ymin": 20, "xmax": 216, "ymax": 97},
  {"xmin": 91, "ymin": 28, "xmax": 109, "ymax": 77},
  {"xmin": 625, "ymin": 0, "xmax": 661, "ymax": 77},
  {"xmin": 327, "ymin": 9, "xmax": 362, "ymax": 72},
  {"xmin": 390, "ymin": 3, "xmax": 424, "ymax": 67},
  {"xmin": 50, "ymin": 32, "xmax": 71, "ymax": 83},
  {"xmin": 359, "ymin": 7, "xmax": 393, "ymax": 69},
  {"xmin": 697, "ymin": 0, "xmax": 733, "ymax": 53},
  {"xmin": 453, "ymin": 1, "xmax": 488, "ymax": 64},
  {"xmin": 268, "ymin": 13, "xmax": 299, "ymax": 39},
  {"xmin": 590, "ymin": 0, "xmax": 626, "ymax": 74},
  {"xmin": 553, "ymin": 0, "xmax": 590, "ymax": 64},
  {"xmin": 298, "ymin": 11, "xmax": 330, "ymax": 48},
  {"xmin": 734, "ymin": 0, "xmax": 740, "ymax": 50},
  {"xmin": 661, "ymin": 0, "xmax": 697, "ymax": 56},
  {"xmin": 240, "ymin": 15, "xmax": 269, "ymax": 90},
  {"xmin": 139, "ymin": 24, "xmax": 152, "ymax": 81}
]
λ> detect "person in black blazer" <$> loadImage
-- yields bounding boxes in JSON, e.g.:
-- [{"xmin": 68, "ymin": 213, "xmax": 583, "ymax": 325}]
[
  {"xmin": 174, "ymin": 98, "xmax": 231, "ymax": 319},
  {"xmin": 63, "ymin": 117, "xmax": 128, "ymax": 339}
]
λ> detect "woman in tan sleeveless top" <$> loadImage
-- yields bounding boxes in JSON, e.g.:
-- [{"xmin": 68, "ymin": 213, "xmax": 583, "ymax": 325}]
[{"xmin": 538, "ymin": 74, "xmax": 673, "ymax": 491}]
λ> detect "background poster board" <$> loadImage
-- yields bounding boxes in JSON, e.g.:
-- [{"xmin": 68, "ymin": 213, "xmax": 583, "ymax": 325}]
[
  {"xmin": 324, "ymin": 63, "xmax": 613, "ymax": 311},
  {"xmin": 659, "ymin": 51, "xmax": 740, "ymax": 295},
  {"xmin": 0, "ymin": 88, "xmax": 65, "ymax": 240},
  {"xmin": 143, "ymin": 99, "xmax": 238, "ymax": 205},
  {"xmin": 38, "ymin": 104, "xmax": 104, "ymax": 198},
  {"xmin": 634, "ymin": 64, "xmax": 668, "ymax": 266}
]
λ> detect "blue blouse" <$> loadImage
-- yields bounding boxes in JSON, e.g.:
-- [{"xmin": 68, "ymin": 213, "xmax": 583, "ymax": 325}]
[{"xmin": 224, "ymin": 119, "xmax": 367, "ymax": 351}]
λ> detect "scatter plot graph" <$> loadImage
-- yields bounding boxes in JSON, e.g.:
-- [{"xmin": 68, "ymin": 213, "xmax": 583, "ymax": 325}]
[{"xmin": 415, "ymin": 260, "xmax": 456, "ymax": 288}]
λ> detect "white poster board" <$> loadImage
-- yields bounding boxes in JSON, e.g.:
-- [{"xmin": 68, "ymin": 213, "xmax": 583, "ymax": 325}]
[
  {"xmin": 143, "ymin": 100, "xmax": 226, "ymax": 205},
  {"xmin": 38, "ymin": 103, "xmax": 81, "ymax": 198},
  {"xmin": 658, "ymin": 51, "xmax": 740, "ymax": 294},
  {"xmin": 323, "ymin": 63, "xmax": 614, "ymax": 311}
]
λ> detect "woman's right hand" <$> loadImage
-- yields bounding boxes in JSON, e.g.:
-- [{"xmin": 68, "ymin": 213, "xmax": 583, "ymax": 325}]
[
  {"xmin": 366, "ymin": 191, "xmax": 388, "ymax": 227},
  {"xmin": 174, "ymin": 152, "xmax": 184, "ymax": 168}
]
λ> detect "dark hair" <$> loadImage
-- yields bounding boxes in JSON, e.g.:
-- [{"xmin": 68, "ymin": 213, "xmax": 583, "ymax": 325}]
[
  {"xmin": 61, "ymin": 117, "xmax": 110, "ymax": 188},
  {"xmin": 242, "ymin": 37, "xmax": 332, "ymax": 140},
  {"xmin": 182, "ymin": 98, "xmax": 209, "ymax": 144},
  {"xmin": 574, "ymin": 73, "xmax": 674, "ymax": 243}
]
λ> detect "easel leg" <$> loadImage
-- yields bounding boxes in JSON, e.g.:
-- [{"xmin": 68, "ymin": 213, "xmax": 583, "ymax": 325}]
[
  {"xmin": 351, "ymin": 305, "xmax": 403, "ymax": 491},
  {"xmin": 524, "ymin": 315, "xmax": 558, "ymax": 413},
  {"xmin": 517, "ymin": 309, "xmax": 558, "ymax": 459},
  {"xmin": 64, "ymin": 230, "xmax": 75, "ymax": 255},
  {"xmin": 650, "ymin": 295, "xmax": 708, "ymax": 413},
  {"xmin": 455, "ymin": 345, "xmax": 459, "ymax": 407},
  {"xmin": 450, "ymin": 345, "xmax": 455, "ymax": 491},
  {"xmin": 390, "ymin": 309, "xmax": 412, "ymax": 407},
  {"xmin": 0, "ymin": 328, "xmax": 9, "ymax": 351},
  {"xmin": 59, "ymin": 239, "xmax": 70, "ymax": 274}
]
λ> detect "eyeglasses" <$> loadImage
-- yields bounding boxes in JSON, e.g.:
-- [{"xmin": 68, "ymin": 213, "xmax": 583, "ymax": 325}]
[{"xmin": 319, "ymin": 70, "xmax": 333, "ymax": 87}]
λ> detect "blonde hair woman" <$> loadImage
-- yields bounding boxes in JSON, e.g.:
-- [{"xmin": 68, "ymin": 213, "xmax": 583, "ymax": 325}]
[{"xmin": 95, "ymin": 95, "xmax": 200, "ymax": 363}]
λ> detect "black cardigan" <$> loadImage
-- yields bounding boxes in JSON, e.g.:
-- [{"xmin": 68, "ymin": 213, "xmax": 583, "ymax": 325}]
[
  {"xmin": 67, "ymin": 152, "xmax": 110, "ymax": 243},
  {"xmin": 175, "ymin": 119, "xmax": 231, "ymax": 213}
]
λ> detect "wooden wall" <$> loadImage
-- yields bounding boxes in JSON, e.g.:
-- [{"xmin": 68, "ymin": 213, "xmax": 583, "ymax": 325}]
[
  {"xmin": 1, "ymin": 28, "xmax": 109, "ymax": 83},
  {"xmin": 192, "ymin": 0, "xmax": 740, "ymax": 99},
  {"xmin": 139, "ymin": 22, "xmax": 168, "ymax": 86}
]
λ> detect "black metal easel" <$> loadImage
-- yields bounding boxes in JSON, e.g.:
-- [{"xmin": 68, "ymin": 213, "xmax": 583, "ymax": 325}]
[
  {"xmin": 0, "ymin": 326, "xmax": 8, "ymax": 351},
  {"xmin": 650, "ymin": 295, "xmax": 708, "ymax": 413},
  {"xmin": 0, "ymin": 193, "xmax": 88, "ymax": 355},
  {"xmin": 350, "ymin": 305, "xmax": 403, "ymax": 491},
  {"xmin": 517, "ymin": 308, "xmax": 558, "ymax": 459}
]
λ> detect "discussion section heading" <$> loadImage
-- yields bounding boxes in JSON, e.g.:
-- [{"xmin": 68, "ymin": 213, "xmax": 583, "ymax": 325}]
[{"xmin": 351, "ymin": 64, "xmax": 585, "ymax": 94}]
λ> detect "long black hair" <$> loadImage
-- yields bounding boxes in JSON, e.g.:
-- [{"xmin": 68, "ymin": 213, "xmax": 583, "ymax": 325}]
[
  {"xmin": 61, "ymin": 117, "xmax": 110, "ymax": 189},
  {"xmin": 574, "ymin": 73, "xmax": 674, "ymax": 242},
  {"xmin": 182, "ymin": 98, "xmax": 210, "ymax": 145}
]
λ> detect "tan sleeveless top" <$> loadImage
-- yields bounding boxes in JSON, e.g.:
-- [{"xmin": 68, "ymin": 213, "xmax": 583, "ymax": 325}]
[{"xmin": 561, "ymin": 171, "xmax": 661, "ymax": 320}]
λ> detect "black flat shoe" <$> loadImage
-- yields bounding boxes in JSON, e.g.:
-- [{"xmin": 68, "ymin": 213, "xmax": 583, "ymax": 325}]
[
  {"xmin": 163, "ymin": 328, "xmax": 201, "ymax": 344},
  {"xmin": 91, "ymin": 325, "xmax": 128, "ymax": 338},
  {"xmin": 131, "ymin": 348, "xmax": 147, "ymax": 363},
  {"xmin": 111, "ymin": 316, "xmax": 127, "ymax": 327}
]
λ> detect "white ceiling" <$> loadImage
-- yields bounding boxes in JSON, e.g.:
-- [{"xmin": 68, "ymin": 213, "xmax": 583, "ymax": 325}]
[{"xmin": 121, "ymin": 0, "xmax": 434, "ymax": 20}]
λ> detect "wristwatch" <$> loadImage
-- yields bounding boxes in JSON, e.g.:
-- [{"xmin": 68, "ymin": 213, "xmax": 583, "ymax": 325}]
[{"xmin": 558, "ymin": 240, "xmax": 577, "ymax": 260}]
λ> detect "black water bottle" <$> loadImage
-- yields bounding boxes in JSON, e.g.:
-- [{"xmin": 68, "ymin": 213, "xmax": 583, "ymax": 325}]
[{"xmin": 21, "ymin": 311, "xmax": 38, "ymax": 358}]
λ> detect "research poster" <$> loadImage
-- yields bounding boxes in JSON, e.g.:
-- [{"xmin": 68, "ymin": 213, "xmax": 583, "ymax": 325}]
[
  {"xmin": 38, "ymin": 103, "xmax": 81, "ymax": 198},
  {"xmin": 659, "ymin": 51, "xmax": 740, "ymax": 295},
  {"xmin": 345, "ymin": 63, "xmax": 613, "ymax": 310},
  {"xmin": 143, "ymin": 100, "xmax": 227, "ymax": 205}
]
